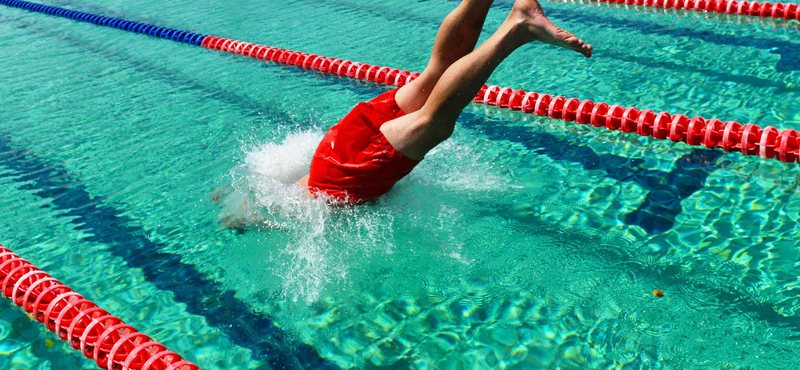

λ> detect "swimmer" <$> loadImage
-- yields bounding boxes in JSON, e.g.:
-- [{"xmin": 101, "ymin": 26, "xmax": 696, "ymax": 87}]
[{"xmin": 298, "ymin": 0, "xmax": 592, "ymax": 204}]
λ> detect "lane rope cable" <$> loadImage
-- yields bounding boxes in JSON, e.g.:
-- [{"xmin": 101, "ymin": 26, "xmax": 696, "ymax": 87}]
[{"xmin": 0, "ymin": 0, "xmax": 797, "ymax": 166}]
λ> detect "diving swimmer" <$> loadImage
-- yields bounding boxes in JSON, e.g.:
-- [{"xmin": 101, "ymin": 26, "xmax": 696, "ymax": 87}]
[{"xmin": 298, "ymin": 0, "xmax": 593, "ymax": 203}]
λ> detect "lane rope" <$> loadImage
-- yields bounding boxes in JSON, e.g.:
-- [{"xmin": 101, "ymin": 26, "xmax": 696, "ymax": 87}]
[
  {"xmin": 0, "ymin": 244, "xmax": 199, "ymax": 370},
  {"xmin": 0, "ymin": 0, "xmax": 206, "ymax": 45},
  {"xmin": 550, "ymin": 0, "xmax": 800, "ymax": 28},
  {"xmin": 584, "ymin": 0, "xmax": 800, "ymax": 20},
  {"xmin": 1, "ymin": 0, "xmax": 797, "ymax": 166}
]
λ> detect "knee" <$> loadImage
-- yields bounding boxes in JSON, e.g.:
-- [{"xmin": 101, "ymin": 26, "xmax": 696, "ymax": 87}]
[
  {"xmin": 418, "ymin": 114, "xmax": 455, "ymax": 142},
  {"xmin": 434, "ymin": 123, "xmax": 455, "ymax": 142}
]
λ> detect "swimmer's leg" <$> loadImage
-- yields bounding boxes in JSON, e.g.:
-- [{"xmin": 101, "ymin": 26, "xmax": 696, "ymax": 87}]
[
  {"xmin": 381, "ymin": 0, "xmax": 592, "ymax": 160},
  {"xmin": 298, "ymin": 0, "xmax": 494, "ymax": 184},
  {"xmin": 394, "ymin": 0, "xmax": 495, "ymax": 114}
]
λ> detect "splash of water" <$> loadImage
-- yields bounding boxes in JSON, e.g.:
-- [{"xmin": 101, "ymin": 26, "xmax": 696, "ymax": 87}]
[{"xmin": 218, "ymin": 129, "xmax": 516, "ymax": 304}]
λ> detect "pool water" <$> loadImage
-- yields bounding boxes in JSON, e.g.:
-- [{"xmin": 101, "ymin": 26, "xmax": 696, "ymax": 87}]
[{"xmin": 2, "ymin": 0, "xmax": 800, "ymax": 369}]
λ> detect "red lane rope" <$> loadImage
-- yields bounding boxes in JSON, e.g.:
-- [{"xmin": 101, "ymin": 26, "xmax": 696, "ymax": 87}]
[
  {"xmin": 588, "ymin": 0, "xmax": 800, "ymax": 20},
  {"xmin": 0, "ymin": 244, "xmax": 200, "ymax": 370},
  {"xmin": 201, "ymin": 36, "xmax": 422, "ymax": 87},
  {"xmin": 202, "ymin": 36, "xmax": 800, "ymax": 164}
]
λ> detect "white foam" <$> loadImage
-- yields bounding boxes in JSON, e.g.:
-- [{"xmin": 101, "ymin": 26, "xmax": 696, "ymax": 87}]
[{"xmin": 244, "ymin": 130, "xmax": 321, "ymax": 186}]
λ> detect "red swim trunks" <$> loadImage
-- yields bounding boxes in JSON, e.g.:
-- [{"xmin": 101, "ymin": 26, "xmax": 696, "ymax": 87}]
[{"xmin": 308, "ymin": 88, "xmax": 420, "ymax": 203}]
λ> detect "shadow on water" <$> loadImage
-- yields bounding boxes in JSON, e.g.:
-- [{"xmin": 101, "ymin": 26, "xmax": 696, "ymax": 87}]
[{"xmin": 457, "ymin": 111, "xmax": 724, "ymax": 234}]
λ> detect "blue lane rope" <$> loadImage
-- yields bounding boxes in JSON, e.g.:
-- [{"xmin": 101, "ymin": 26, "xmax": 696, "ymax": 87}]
[{"xmin": 0, "ymin": 0, "xmax": 207, "ymax": 45}]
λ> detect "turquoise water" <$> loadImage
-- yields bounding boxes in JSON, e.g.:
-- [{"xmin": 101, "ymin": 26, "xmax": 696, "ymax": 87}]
[{"xmin": 2, "ymin": 0, "xmax": 800, "ymax": 369}]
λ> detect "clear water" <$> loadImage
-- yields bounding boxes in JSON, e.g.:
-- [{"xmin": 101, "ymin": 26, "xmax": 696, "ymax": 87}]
[{"xmin": 2, "ymin": 0, "xmax": 800, "ymax": 369}]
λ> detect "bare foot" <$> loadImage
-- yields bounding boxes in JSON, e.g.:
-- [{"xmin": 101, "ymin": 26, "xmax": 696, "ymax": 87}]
[{"xmin": 510, "ymin": 0, "xmax": 593, "ymax": 58}]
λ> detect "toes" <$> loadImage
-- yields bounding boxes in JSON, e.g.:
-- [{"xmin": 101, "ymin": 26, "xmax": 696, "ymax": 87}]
[
  {"xmin": 567, "ymin": 37, "xmax": 592, "ymax": 58},
  {"xmin": 581, "ymin": 44, "xmax": 593, "ymax": 58},
  {"xmin": 565, "ymin": 37, "xmax": 584, "ymax": 51},
  {"xmin": 564, "ymin": 35, "xmax": 580, "ymax": 45}
]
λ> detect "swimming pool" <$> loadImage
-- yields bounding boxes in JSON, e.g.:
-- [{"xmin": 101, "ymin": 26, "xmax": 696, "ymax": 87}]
[{"xmin": 2, "ymin": 0, "xmax": 800, "ymax": 368}]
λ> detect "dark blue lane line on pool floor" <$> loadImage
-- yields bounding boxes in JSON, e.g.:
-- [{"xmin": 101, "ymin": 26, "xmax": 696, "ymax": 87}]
[{"xmin": 0, "ymin": 136, "xmax": 339, "ymax": 369}]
